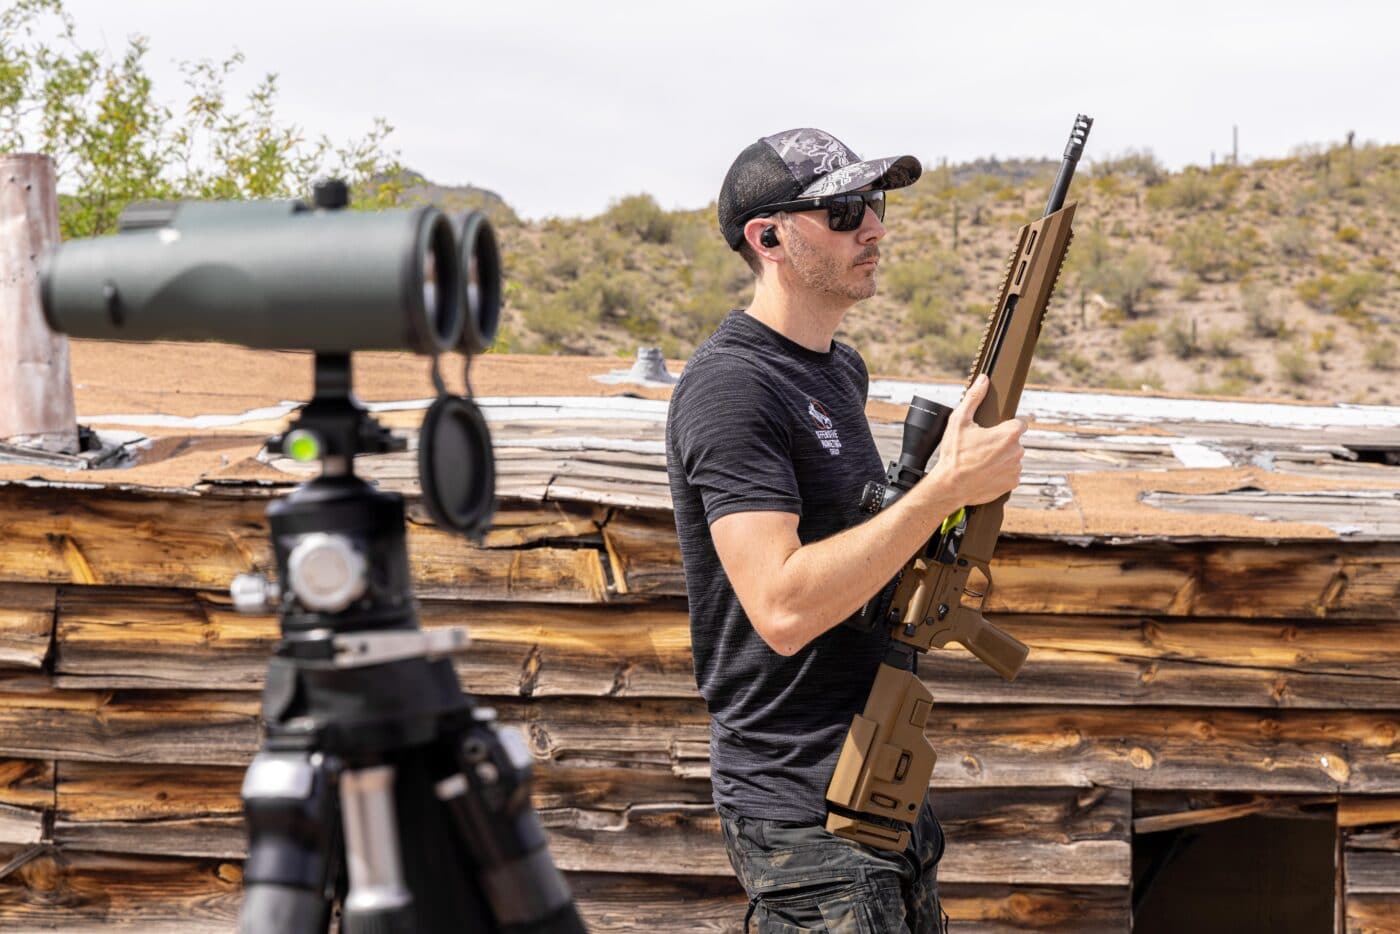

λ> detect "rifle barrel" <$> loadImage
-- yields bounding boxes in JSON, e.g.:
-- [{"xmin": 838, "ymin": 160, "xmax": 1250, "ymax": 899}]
[{"xmin": 1044, "ymin": 114, "xmax": 1094, "ymax": 217}]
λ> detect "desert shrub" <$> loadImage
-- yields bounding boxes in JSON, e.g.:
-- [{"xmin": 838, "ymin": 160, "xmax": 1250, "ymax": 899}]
[
  {"xmin": 1222, "ymin": 357, "xmax": 1262, "ymax": 384},
  {"xmin": 1276, "ymin": 342, "xmax": 1314, "ymax": 384},
  {"xmin": 545, "ymin": 237, "xmax": 587, "ymax": 280},
  {"xmin": 1145, "ymin": 168, "xmax": 1232, "ymax": 211},
  {"xmin": 1365, "ymin": 338, "xmax": 1397, "ymax": 371},
  {"xmin": 1164, "ymin": 316, "xmax": 1197, "ymax": 359},
  {"xmin": 907, "ymin": 294, "xmax": 953, "ymax": 338},
  {"xmin": 1091, "ymin": 148, "xmax": 1165, "ymax": 186},
  {"xmin": 1120, "ymin": 322, "xmax": 1157, "ymax": 361},
  {"xmin": 1309, "ymin": 326, "xmax": 1337, "ymax": 354},
  {"xmin": 929, "ymin": 319, "xmax": 986, "ymax": 372},
  {"xmin": 884, "ymin": 249, "xmax": 965, "ymax": 305},
  {"xmin": 1296, "ymin": 271, "xmax": 1385, "ymax": 315},
  {"xmin": 1169, "ymin": 218, "xmax": 1241, "ymax": 281},
  {"xmin": 1083, "ymin": 246, "xmax": 1156, "ymax": 317},
  {"xmin": 1273, "ymin": 217, "xmax": 1315, "ymax": 259},
  {"xmin": 604, "ymin": 194, "xmax": 674, "ymax": 245},
  {"xmin": 1317, "ymin": 252, "xmax": 1350, "ymax": 274},
  {"xmin": 1205, "ymin": 327, "xmax": 1239, "ymax": 358},
  {"xmin": 1240, "ymin": 282, "xmax": 1286, "ymax": 337},
  {"xmin": 1335, "ymin": 225, "xmax": 1362, "ymax": 244},
  {"xmin": 1177, "ymin": 276, "xmax": 1202, "ymax": 301}
]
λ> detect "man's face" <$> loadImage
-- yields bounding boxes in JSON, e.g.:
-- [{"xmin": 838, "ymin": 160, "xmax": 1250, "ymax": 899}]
[{"xmin": 779, "ymin": 191, "xmax": 886, "ymax": 302}]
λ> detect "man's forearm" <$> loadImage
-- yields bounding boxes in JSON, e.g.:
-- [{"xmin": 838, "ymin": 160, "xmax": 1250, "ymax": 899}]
[{"xmin": 762, "ymin": 472, "xmax": 963, "ymax": 654}]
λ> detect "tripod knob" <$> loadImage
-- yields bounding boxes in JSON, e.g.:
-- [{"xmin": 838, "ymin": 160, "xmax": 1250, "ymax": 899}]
[
  {"xmin": 287, "ymin": 533, "xmax": 369, "ymax": 613},
  {"xmin": 231, "ymin": 573, "xmax": 280, "ymax": 614}
]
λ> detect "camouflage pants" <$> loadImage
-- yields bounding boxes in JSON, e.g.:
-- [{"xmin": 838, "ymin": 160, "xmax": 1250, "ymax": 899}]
[{"xmin": 718, "ymin": 801, "xmax": 948, "ymax": 933}]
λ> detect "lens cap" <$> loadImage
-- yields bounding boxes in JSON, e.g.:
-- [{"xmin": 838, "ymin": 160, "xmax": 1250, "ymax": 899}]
[
  {"xmin": 454, "ymin": 211, "xmax": 501, "ymax": 354},
  {"xmin": 418, "ymin": 394, "xmax": 496, "ymax": 539}
]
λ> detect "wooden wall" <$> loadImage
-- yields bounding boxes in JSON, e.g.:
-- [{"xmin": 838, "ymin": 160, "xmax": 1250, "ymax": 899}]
[{"xmin": 1, "ymin": 481, "xmax": 1397, "ymax": 931}]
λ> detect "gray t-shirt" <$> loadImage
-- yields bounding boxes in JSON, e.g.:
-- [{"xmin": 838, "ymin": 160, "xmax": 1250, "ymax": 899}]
[{"xmin": 665, "ymin": 310, "xmax": 888, "ymax": 823}]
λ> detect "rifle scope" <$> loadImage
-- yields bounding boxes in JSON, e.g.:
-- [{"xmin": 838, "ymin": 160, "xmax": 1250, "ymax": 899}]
[{"xmin": 40, "ymin": 182, "xmax": 500, "ymax": 356}]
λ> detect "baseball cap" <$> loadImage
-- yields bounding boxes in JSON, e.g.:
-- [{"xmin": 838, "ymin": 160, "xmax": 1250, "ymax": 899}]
[{"xmin": 718, "ymin": 128, "xmax": 922, "ymax": 250}]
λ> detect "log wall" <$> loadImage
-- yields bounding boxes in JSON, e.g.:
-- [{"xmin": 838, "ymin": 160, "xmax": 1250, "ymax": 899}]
[{"xmin": 0, "ymin": 469, "xmax": 1397, "ymax": 931}]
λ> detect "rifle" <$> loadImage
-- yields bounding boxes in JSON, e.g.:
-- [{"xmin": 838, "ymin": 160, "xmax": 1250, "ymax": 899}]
[{"xmin": 825, "ymin": 115, "xmax": 1093, "ymax": 851}]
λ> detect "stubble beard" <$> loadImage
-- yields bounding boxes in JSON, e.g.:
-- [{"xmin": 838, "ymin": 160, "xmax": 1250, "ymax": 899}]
[{"xmin": 785, "ymin": 227, "xmax": 878, "ymax": 302}]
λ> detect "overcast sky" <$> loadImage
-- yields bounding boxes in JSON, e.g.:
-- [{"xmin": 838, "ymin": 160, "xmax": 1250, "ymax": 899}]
[{"xmin": 59, "ymin": 0, "xmax": 1399, "ymax": 220}]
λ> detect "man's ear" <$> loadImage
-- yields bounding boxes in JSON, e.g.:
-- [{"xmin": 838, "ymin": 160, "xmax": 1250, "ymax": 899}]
[{"xmin": 744, "ymin": 217, "xmax": 782, "ymax": 260}]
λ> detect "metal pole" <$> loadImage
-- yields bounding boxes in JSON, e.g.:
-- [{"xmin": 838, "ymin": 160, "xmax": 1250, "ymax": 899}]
[{"xmin": 0, "ymin": 153, "xmax": 77, "ymax": 453}]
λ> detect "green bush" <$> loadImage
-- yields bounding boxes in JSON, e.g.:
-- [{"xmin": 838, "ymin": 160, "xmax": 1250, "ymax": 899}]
[
  {"xmin": 1205, "ymin": 326, "xmax": 1239, "ymax": 358},
  {"xmin": 1365, "ymin": 338, "xmax": 1397, "ymax": 371},
  {"xmin": 1240, "ymin": 282, "xmax": 1286, "ymax": 338},
  {"xmin": 1177, "ymin": 275, "xmax": 1202, "ymax": 301},
  {"xmin": 1276, "ymin": 342, "xmax": 1314, "ymax": 384},
  {"xmin": 1169, "ymin": 218, "xmax": 1241, "ymax": 281},
  {"xmin": 1079, "ymin": 245, "xmax": 1155, "ymax": 317},
  {"xmin": 604, "ymin": 194, "xmax": 674, "ymax": 244},
  {"xmin": 1120, "ymin": 322, "xmax": 1157, "ymax": 361},
  {"xmin": 884, "ymin": 249, "xmax": 965, "ymax": 305},
  {"xmin": 1335, "ymin": 225, "xmax": 1362, "ymax": 244},
  {"xmin": 1296, "ymin": 271, "xmax": 1386, "ymax": 315},
  {"xmin": 1222, "ymin": 357, "xmax": 1262, "ymax": 384},
  {"xmin": 1145, "ymin": 168, "xmax": 1234, "ymax": 211},
  {"xmin": 1272, "ymin": 218, "xmax": 1315, "ymax": 259},
  {"xmin": 1164, "ymin": 316, "xmax": 1197, "ymax": 359}
]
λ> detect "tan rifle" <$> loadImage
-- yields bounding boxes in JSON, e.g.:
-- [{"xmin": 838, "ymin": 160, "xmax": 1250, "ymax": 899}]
[{"xmin": 826, "ymin": 115, "xmax": 1093, "ymax": 850}]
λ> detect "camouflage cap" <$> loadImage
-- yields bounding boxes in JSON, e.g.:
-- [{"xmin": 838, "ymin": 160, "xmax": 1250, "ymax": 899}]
[{"xmin": 718, "ymin": 128, "xmax": 922, "ymax": 250}]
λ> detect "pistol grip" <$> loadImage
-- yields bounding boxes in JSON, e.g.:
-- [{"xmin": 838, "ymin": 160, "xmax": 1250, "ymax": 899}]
[{"xmin": 958, "ymin": 608, "xmax": 1028, "ymax": 680}]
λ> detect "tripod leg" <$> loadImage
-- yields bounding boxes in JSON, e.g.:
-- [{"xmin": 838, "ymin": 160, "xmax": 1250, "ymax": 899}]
[
  {"xmin": 340, "ymin": 764, "xmax": 418, "ymax": 934},
  {"xmin": 436, "ymin": 715, "xmax": 587, "ymax": 934},
  {"xmin": 239, "ymin": 750, "xmax": 339, "ymax": 934}
]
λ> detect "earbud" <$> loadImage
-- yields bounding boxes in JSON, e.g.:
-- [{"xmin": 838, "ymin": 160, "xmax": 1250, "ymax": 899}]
[{"xmin": 759, "ymin": 226, "xmax": 779, "ymax": 249}]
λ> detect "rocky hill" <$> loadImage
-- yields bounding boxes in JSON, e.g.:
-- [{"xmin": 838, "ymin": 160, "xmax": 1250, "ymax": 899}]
[{"xmin": 425, "ymin": 142, "xmax": 1399, "ymax": 405}]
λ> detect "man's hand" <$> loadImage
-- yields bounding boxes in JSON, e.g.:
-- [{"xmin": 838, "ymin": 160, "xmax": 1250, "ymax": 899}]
[{"xmin": 919, "ymin": 374, "xmax": 1026, "ymax": 508}]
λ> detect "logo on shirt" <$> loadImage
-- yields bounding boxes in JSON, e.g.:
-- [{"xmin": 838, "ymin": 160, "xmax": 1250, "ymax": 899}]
[{"xmin": 807, "ymin": 398, "xmax": 842, "ymax": 456}]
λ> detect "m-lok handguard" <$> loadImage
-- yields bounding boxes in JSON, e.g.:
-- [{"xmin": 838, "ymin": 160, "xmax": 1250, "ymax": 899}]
[{"xmin": 826, "ymin": 115, "xmax": 1093, "ymax": 851}]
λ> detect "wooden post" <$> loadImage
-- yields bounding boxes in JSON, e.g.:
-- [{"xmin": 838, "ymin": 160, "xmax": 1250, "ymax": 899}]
[{"xmin": 0, "ymin": 153, "xmax": 77, "ymax": 454}]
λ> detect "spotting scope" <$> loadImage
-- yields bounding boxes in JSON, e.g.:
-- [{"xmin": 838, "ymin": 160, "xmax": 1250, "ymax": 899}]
[{"xmin": 39, "ymin": 180, "xmax": 500, "ymax": 355}]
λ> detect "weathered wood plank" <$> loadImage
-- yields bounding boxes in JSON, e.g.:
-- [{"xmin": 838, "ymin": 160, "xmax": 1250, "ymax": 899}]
[
  {"xmin": 1341, "ymin": 797, "xmax": 1400, "ymax": 828},
  {"xmin": 0, "ymin": 849, "xmax": 1132, "ymax": 933},
  {"xmin": 600, "ymin": 509, "xmax": 684, "ymax": 597},
  {"xmin": 572, "ymin": 874, "xmax": 1133, "ymax": 933},
  {"xmin": 51, "ymin": 587, "xmax": 1400, "ymax": 710},
  {"xmin": 1348, "ymin": 893, "xmax": 1400, "ymax": 934},
  {"xmin": 5, "ymin": 691, "xmax": 1398, "ymax": 793},
  {"xmin": 6, "ymin": 484, "xmax": 1398, "ymax": 615},
  {"xmin": 927, "ymin": 614, "xmax": 1400, "ymax": 709},
  {"xmin": 0, "ymin": 487, "xmax": 610, "ymax": 603},
  {"xmin": 507, "ymin": 698, "xmax": 1400, "ymax": 794},
  {"xmin": 600, "ymin": 520, "xmax": 1400, "ymax": 618},
  {"xmin": 0, "ymin": 691, "xmax": 259, "ymax": 766},
  {"xmin": 940, "ymin": 883, "xmax": 1130, "ymax": 933},
  {"xmin": 0, "ymin": 847, "xmax": 242, "ymax": 933},
  {"xmin": 1347, "ymin": 848, "xmax": 1400, "ymax": 895},
  {"xmin": 48, "ymin": 758, "xmax": 1131, "ymax": 886},
  {"xmin": 1132, "ymin": 790, "xmax": 1335, "ymax": 833},
  {"xmin": 54, "ymin": 591, "xmax": 695, "ymax": 695},
  {"xmin": 0, "ymin": 584, "xmax": 56, "ymax": 670}
]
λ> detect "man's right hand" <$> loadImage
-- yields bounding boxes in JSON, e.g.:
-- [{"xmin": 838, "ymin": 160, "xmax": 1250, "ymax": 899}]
[{"xmin": 922, "ymin": 374, "xmax": 1026, "ymax": 507}]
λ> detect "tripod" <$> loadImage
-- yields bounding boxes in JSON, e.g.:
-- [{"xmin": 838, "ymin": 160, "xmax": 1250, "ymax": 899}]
[{"xmin": 232, "ymin": 353, "xmax": 587, "ymax": 934}]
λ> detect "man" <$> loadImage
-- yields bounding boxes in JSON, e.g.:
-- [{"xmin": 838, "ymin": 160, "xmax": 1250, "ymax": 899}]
[{"xmin": 665, "ymin": 129, "xmax": 1027, "ymax": 932}]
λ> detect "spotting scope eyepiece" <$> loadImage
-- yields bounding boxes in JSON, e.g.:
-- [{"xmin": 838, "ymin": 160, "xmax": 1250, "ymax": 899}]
[{"xmin": 39, "ymin": 191, "xmax": 502, "ymax": 356}]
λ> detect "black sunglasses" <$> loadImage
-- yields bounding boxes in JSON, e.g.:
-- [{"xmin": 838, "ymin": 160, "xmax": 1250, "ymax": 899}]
[{"xmin": 748, "ymin": 189, "xmax": 887, "ymax": 233}]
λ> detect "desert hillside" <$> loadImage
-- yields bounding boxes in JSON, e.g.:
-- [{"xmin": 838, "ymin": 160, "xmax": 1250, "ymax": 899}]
[{"xmin": 430, "ymin": 141, "xmax": 1399, "ymax": 405}]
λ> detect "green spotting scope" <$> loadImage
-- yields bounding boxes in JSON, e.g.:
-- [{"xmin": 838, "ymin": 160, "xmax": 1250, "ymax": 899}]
[{"xmin": 39, "ymin": 180, "xmax": 500, "ymax": 356}]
